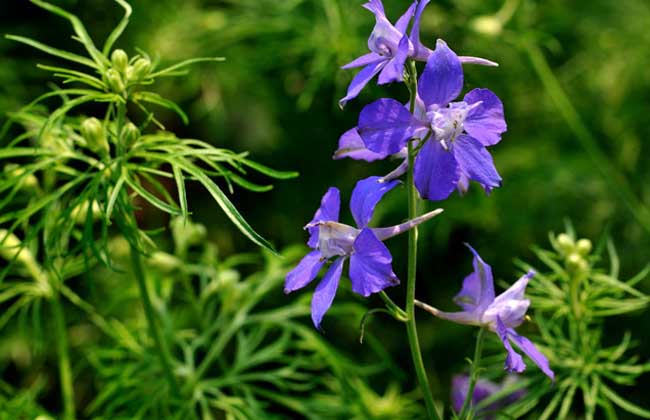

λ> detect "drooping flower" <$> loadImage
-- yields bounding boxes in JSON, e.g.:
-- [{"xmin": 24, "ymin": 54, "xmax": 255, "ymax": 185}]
[
  {"xmin": 284, "ymin": 176, "xmax": 443, "ymax": 329},
  {"xmin": 416, "ymin": 245, "xmax": 554, "ymax": 379},
  {"xmin": 339, "ymin": 0, "xmax": 497, "ymax": 107},
  {"xmin": 451, "ymin": 374, "xmax": 526, "ymax": 418},
  {"xmin": 357, "ymin": 39, "xmax": 507, "ymax": 201}
]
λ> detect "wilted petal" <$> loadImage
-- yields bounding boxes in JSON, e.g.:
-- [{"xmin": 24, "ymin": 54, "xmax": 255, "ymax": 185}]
[
  {"xmin": 350, "ymin": 176, "xmax": 400, "ymax": 228},
  {"xmin": 509, "ymin": 331, "xmax": 555, "ymax": 381},
  {"xmin": 339, "ymin": 60, "xmax": 387, "ymax": 108},
  {"xmin": 496, "ymin": 318, "xmax": 526, "ymax": 373},
  {"xmin": 358, "ymin": 98, "xmax": 425, "ymax": 156},
  {"xmin": 307, "ymin": 187, "xmax": 341, "ymax": 248},
  {"xmin": 464, "ymin": 88, "xmax": 507, "ymax": 146},
  {"xmin": 394, "ymin": 1, "xmax": 417, "ymax": 34},
  {"xmin": 454, "ymin": 244, "xmax": 496, "ymax": 312},
  {"xmin": 409, "ymin": 0, "xmax": 432, "ymax": 60},
  {"xmin": 311, "ymin": 257, "xmax": 345, "ymax": 329},
  {"xmin": 377, "ymin": 35, "xmax": 410, "ymax": 85},
  {"xmin": 414, "ymin": 139, "xmax": 460, "ymax": 201},
  {"xmin": 349, "ymin": 228, "xmax": 399, "ymax": 297},
  {"xmin": 333, "ymin": 128, "xmax": 389, "ymax": 161},
  {"xmin": 418, "ymin": 39, "xmax": 463, "ymax": 107},
  {"xmin": 454, "ymin": 135, "xmax": 502, "ymax": 194},
  {"xmin": 342, "ymin": 52, "xmax": 384, "ymax": 69},
  {"xmin": 285, "ymin": 250, "xmax": 325, "ymax": 293},
  {"xmin": 457, "ymin": 171, "xmax": 470, "ymax": 194}
]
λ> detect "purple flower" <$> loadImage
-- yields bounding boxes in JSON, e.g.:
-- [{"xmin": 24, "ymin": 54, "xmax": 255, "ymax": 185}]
[
  {"xmin": 357, "ymin": 40, "xmax": 507, "ymax": 201},
  {"xmin": 284, "ymin": 176, "xmax": 442, "ymax": 329},
  {"xmin": 339, "ymin": 0, "xmax": 497, "ymax": 107},
  {"xmin": 418, "ymin": 245, "xmax": 554, "ymax": 379},
  {"xmin": 451, "ymin": 375, "xmax": 526, "ymax": 418}
]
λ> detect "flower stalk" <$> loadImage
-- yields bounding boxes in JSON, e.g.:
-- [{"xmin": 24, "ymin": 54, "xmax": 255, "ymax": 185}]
[
  {"xmin": 51, "ymin": 290, "xmax": 76, "ymax": 420},
  {"xmin": 459, "ymin": 327, "xmax": 487, "ymax": 419}
]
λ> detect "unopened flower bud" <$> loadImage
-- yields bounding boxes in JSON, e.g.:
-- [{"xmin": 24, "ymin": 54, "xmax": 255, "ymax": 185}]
[
  {"xmin": 70, "ymin": 201, "xmax": 102, "ymax": 225},
  {"xmin": 566, "ymin": 252, "xmax": 588, "ymax": 272},
  {"xmin": 556, "ymin": 233, "xmax": 575, "ymax": 255},
  {"xmin": 576, "ymin": 239, "xmax": 592, "ymax": 256},
  {"xmin": 0, "ymin": 230, "xmax": 33, "ymax": 266},
  {"xmin": 105, "ymin": 68, "xmax": 125, "ymax": 93},
  {"xmin": 80, "ymin": 118, "xmax": 109, "ymax": 155},
  {"xmin": 111, "ymin": 49, "xmax": 129, "ymax": 74},
  {"xmin": 130, "ymin": 57, "xmax": 151, "ymax": 81},
  {"xmin": 148, "ymin": 252, "xmax": 182, "ymax": 273},
  {"xmin": 5, "ymin": 164, "xmax": 38, "ymax": 191},
  {"xmin": 123, "ymin": 122, "xmax": 140, "ymax": 148}
]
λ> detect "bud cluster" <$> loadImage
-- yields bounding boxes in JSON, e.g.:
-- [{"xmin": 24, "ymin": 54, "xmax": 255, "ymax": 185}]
[
  {"xmin": 554, "ymin": 233, "xmax": 592, "ymax": 272},
  {"xmin": 105, "ymin": 49, "xmax": 152, "ymax": 95}
]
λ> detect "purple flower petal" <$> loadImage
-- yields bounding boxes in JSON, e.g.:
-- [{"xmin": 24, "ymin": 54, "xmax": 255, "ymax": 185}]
[
  {"xmin": 339, "ymin": 60, "xmax": 388, "ymax": 108},
  {"xmin": 311, "ymin": 257, "xmax": 345, "ymax": 329},
  {"xmin": 458, "ymin": 56, "xmax": 499, "ymax": 67},
  {"xmin": 372, "ymin": 208, "xmax": 443, "ymax": 241},
  {"xmin": 410, "ymin": 0, "xmax": 432, "ymax": 60},
  {"xmin": 464, "ymin": 88, "xmax": 507, "ymax": 146},
  {"xmin": 394, "ymin": 2, "xmax": 417, "ymax": 34},
  {"xmin": 484, "ymin": 271, "xmax": 532, "ymax": 329},
  {"xmin": 285, "ymin": 250, "xmax": 325, "ymax": 293},
  {"xmin": 380, "ymin": 158, "xmax": 409, "ymax": 183},
  {"xmin": 451, "ymin": 375, "xmax": 501, "ymax": 414},
  {"xmin": 349, "ymin": 228, "xmax": 399, "ymax": 297},
  {"xmin": 358, "ymin": 98, "xmax": 425, "ymax": 156},
  {"xmin": 453, "ymin": 135, "xmax": 502, "ymax": 194},
  {"xmin": 418, "ymin": 39, "xmax": 463, "ymax": 107},
  {"xmin": 414, "ymin": 139, "xmax": 460, "ymax": 201},
  {"xmin": 362, "ymin": 0, "xmax": 385, "ymax": 15},
  {"xmin": 509, "ymin": 330, "xmax": 555, "ymax": 381},
  {"xmin": 454, "ymin": 244, "xmax": 496, "ymax": 312},
  {"xmin": 496, "ymin": 318, "xmax": 526, "ymax": 373},
  {"xmin": 333, "ymin": 128, "xmax": 389, "ymax": 161},
  {"xmin": 341, "ymin": 52, "xmax": 384, "ymax": 69},
  {"xmin": 377, "ymin": 35, "xmax": 410, "ymax": 85},
  {"xmin": 350, "ymin": 176, "xmax": 400, "ymax": 228},
  {"xmin": 307, "ymin": 188, "xmax": 341, "ymax": 248}
]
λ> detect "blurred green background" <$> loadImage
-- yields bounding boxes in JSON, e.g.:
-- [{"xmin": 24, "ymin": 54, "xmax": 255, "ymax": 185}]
[{"xmin": 2, "ymin": 0, "xmax": 650, "ymax": 416}]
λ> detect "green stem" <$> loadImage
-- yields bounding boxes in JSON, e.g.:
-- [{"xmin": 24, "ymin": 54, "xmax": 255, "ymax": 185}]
[
  {"xmin": 50, "ymin": 291, "xmax": 75, "ymax": 420},
  {"xmin": 459, "ymin": 327, "xmax": 487, "ymax": 419},
  {"xmin": 129, "ymin": 241, "xmax": 180, "ymax": 396},
  {"xmin": 404, "ymin": 59, "xmax": 440, "ymax": 420},
  {"xmin": 379, "ymin": 291, "xmax": 408, "ymax": 321}
]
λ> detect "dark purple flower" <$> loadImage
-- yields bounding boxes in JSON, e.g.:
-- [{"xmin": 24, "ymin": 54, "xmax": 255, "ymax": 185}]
[
  {"xmin": 339, "ymin": 0, "xmax": 497, "ymax": 107},
  {"xmin": 419, "ymin": 245, "xmax": 554, "ymax": 379},
  {"xmin": 451, "ymin": 374, "xmax": 526, "ymax": 418},
  {"xmin": 357, "ymin": 40, "xmax": 507, "ymax": 201},
  {"xmin": 284, "ymin": 176, "xmax": 442, "ymax": 329}
]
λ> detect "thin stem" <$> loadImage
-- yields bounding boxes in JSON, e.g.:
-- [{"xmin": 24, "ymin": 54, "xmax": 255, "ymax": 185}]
[
  {"xmin": 129, "ymin": 239, "xmax": 180, "ymax": 396},
  {"xmin": 50, "ymin": 291, "xmax": 75, "ymax": 420},
  {"xmin": 404, "ymin": 59, "xmax": 440, "ymax": 420},
  {"xmin": 379, "ymin": 291, "xmax": 408, "ymax": 321},
  {"xmin": 459, "ymin": 327, "xmax": 487, "ymax": 419}
]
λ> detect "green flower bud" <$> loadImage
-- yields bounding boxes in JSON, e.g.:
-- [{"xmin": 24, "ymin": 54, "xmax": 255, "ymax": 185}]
[
  {"xmin": 566, "ymin": 252, "xmax": 588, "ymax": 272},
  {"xmin": 470, "ymin": 16, "xmax": 503, "ymax": 37},
  {"xmin": 111, "ymin": 49, "xmax": 129, "ymax": 74},
  {"xmin": 80, "ymin": 117, "xmax": 110, "ymax": 155},
  {"xmin": 556, "ymin": 233, "xmax": 575, "ymax": 255},
  {"xmin": 148, "ymin": 252, "xmax": 182, "ymax": 273},
  {"xmin": 0, "ymin": 230, "xmax": 33, "ymax": 265},
  {"xmin": 123, "ymin": 122, "xmax": 140, "ymax": 148},
  {"xmin": 171, "ymin": 217, "xmax": 207, "ymax": 249},
  {"xmin": 576, "ymin": 238, "xmax": 592, "ymax": 256},
  {"xmin": 105, "ymin": 68, "xmax": 125, "ymax": 93},
  {"xmin": 130, "ymin": 57, "xmax": 151, "ymax": 81},
  {"xmin": 70, "ymin": 201, "xmax": 102, "ymax": 225},
  {"xmin": 4, "ymin": 164, "xmax": 38, "ymax": 191}
]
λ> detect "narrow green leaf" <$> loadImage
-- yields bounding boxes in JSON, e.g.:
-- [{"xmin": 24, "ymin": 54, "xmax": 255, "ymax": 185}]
[
  {"xmin": 103, "ymin": 0, "xmax": 132, "ymax": 55},
  {"xmin": 149, "ymin": 57, "xmax": 225, "ymax": 79},
  {"xmin": 133, "ymin": 92, "xmax": 189, "ymax": 125},
  {"xmin": 172, "ymin": 164, "xmax": 189, "ymax": 219},
  {"xmin": 240, "ymin": 158, "xmax": 299, "ymax": 180},
  {"xmin": 105, "ymin": 173, "xmax": 126, "ymax": 222},
  {"xmin": 37, "ymin": 64, "xmax": 105, "ymax": 89},
  {"xmin": 124, "ymin": 173, "xmax": 181, "ymax": 216},
  {"xmin": 176, "ymin": 159, "xmax": 278, "ymax": 255},
  {"xmin": 5, "ymin": 34, "xmax": 98, "ymax": 68},
  {"xmin": 600, "ymin": 382, "xmax": 650, "ymax": 418}
]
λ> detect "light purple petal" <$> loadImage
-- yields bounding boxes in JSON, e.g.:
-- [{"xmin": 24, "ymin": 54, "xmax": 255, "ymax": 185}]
[
  {"xmin": 333, "ymin": 128, "xmax": 389, "ymax": 161},
  {"xmin": 372, "ymin": 208, "xmax": 443, "ymax": 241},
  {"xmin": 457, "ymin": 171, "xmax": 470, "ymax": 194},
  {"xmin": 339, "ymin": 60, "xmax": 387, "ymax": 108},
  {"xmin": 394, "ymin": 2, "xmax": 417, "ymax": 34},
  {"xmin": 454, "ymin": 244, "xmax": 495, "ymax": 312},
  {"xmin": 413, "ymin": 139, "xmax": 459, "ymax": 201},
  {"xmin": 350, "ymin": 176, "xmax": 400, "ymax": 228},
  {"xmin": 410, "ymin": 0, "xmax": 432, "ymax": 61},
  {"xmin": 285, "ymin": 250, "xmax": 325, "ymax": 293},
  {"xmin": 311, "ymin": 257, "xmax": 345, "ymax": 329},
  {"xmin": 458, "ymin": 56, "xmax": 499, "ymax": 67},
  {"xmin": 509, "ymin": 330, "xmax": 555, "ymax": 381},
  {"xmin": 377, "ymin": 35, "xmax": 410, "ymax": 85},
  {"xmin": 496, "ymin": 318, "xmax": 526, "ymax": 373},
  {"xmin": 307, "ymin": 188, "xmax": 341, "ymax": 248},
  {"xmin": 341, "ymin": 52, "xmax": 384, "ymax": 69},
  {"xmin": 362, "ymin": 0, "xmax": 385, "ymax": 15},
  {"xmin": 380, "ymin": 158, "xmax": 409, "ymax": 182},
  {"xmin": 349, "ymin": 228, "xmax": 399, "ymax": 297},
  {"xmin": 453, "ymin": 135, "xmax": 502, "ymax": 194},
  {"xmin": 493, "ymin": 271, "xmax": 534, "ymax": 304},
  {"xmin": 464, "ymin": 88, "xmax": 507, "ymax": 146},
  {"xmin": 358, "ymin": 98, "xmax": 425, "ymax": 156},
  {"xmin": 418, "ymin": 39, "xmax": 463, "ymax": 107}
]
